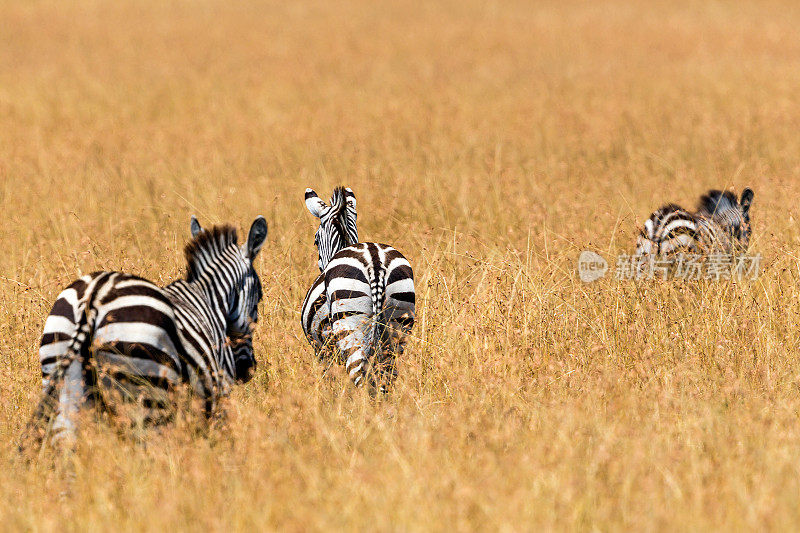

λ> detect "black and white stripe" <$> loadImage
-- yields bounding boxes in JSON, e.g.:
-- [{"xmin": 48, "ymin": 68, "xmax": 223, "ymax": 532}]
[
  {"xmin": 635, "ymin": 188, "xmax": 754, "ymax": 258},
  {"xmin": 27, "ymin": 216, "xmax": 267, "ymax": 443},
  {"xmin": 300, "ymin": 187, "xmax": 415, "ymax": 393}
]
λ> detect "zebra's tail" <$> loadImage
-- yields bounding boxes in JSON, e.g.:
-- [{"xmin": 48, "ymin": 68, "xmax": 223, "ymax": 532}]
[
  {"xmin": 366, "ymin": 267, "xmax": 387, "ymax": 392},
  {"xmin": 20, "ymin": 292, "xmax": 98, "ymax": 450}
]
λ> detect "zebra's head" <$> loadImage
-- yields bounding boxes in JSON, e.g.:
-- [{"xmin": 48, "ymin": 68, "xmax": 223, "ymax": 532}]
[
  {"xmin": 305, "ymin": 186, "xmax": 358, "ymax": 271},
  {"xmin": 697, "ymin": 188, "xmax": 754, "ymax": 250},
  {"xmin": 188, "ymin": 215, "xmax": 268, "ymax": 383}
]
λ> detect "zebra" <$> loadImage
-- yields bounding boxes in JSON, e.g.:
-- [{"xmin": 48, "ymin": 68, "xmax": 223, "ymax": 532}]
[
  {"xmin": 634, "ymin": 188, "xmax": 754, "ymax": 258},
  {"xmin": 300, "ymin": 186, "xmax": 415, "ymax": 394},
  {"xmin": 25, "ymin": 215, "xmax": 267, "ymax": 445}
]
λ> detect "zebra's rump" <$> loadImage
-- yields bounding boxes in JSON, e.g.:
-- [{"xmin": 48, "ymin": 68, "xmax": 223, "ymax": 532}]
[
  {"xmin": 41, "ymin": 274, "xmax": 184, "ymax": 373},
  {"xmin": 639, "ymin": 206, "xmax": 698, "ymax": 254},
  {"xmin": 302, "ymin": 243, "xmax": 415, "ymax": 347},
  {"xmin": 301, "ymin": 273, "xmax": 330, "ymax": 352}
]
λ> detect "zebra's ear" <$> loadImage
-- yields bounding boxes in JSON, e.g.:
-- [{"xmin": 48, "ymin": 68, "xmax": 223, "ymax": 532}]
[
  {"xmin": 245, "ymin": 216, "xmax": 268, "ymax": 260},
  {"xmin": 305, "ymin": 188, "xmax": 327, "ymax": 218},
  {"xmin": 190, "ymin": 215, "xmax": 203, "ymax": 237},
  {"xmin": 740, "ymin": 188, "xmax": 754, "ymax": 214}
]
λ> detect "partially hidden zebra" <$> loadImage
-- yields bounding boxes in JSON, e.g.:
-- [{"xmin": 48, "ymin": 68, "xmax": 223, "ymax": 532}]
[
  {"xmin": 300, "ymin": 187, "xmax": 415, "ymax": 394},
  {"xmin": 25, "ymin": 215, "xmax": 267, "ymax": 445},
  {"xmin": 635, "ymin": 187, "xmax": 754, "ymax": 258}
]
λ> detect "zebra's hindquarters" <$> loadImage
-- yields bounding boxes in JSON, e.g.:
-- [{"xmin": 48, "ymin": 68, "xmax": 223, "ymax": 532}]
[
  {"xmin": 374, "ymin": 244, "xmax": 415, "ymax": 388},
  {"xmin": 305, "ymin": 242, "xmax": 415, "ymax": 393},
  {"xmin": 91, "ymin": 275, "xmax": 187, "ymax": 427}
]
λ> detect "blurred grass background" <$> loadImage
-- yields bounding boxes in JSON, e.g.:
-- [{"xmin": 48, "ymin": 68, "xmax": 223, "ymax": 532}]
[{"xmin": 2, "ymin": 0, "xmax": 800, "ymax": 529}]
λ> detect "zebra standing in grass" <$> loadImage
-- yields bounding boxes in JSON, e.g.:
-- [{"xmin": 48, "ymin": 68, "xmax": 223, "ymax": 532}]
[
  {"xmin": 26, "ymin": 216, "xmax": 267, "ymax": 444},
  {"xmin": 634, "ymin": 188, "xmax": 754, "ymax": 258},
  {"xmin": 300, "ymin": 187, "xmax": 415, "ymax": 394}
]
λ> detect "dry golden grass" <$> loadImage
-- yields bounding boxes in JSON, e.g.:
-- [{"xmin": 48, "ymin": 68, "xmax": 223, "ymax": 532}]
[{"xmin": 3, "ymin": 0, "xmax": 800, "ymax": 529}]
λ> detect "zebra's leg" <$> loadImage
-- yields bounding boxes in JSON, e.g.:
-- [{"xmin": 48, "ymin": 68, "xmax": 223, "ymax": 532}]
[
  {"xmin": 331, "ymin": 313, "xmax": 374, "ymax": 391},
  {"xmin": 20, "ymin": 284, "xmax": 85, "ymax": 450},
  {"xmin": 374, "ymin": 349, "xmax": 396, "ymax": 395},
  {"xmin": 51, "ymin": 357, "xmax": 85, "ymax": 445},
  {"xmin": 94, "ymin": 348, "xmax": 179, "ymax": 433},
  {"xmin": 374, "ymin": 307, "xmax": 415, "ymax": 394}
]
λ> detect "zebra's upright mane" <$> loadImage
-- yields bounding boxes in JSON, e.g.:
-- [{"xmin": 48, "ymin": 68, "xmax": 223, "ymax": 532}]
[
  {"xmin": 329, "ymin": 186, "xmax": 358, "ymax": 247},
  {"xmin": 184, "ymin": 224, "xmax": 239, "ymax": 281},
  {"xmin": 329, "ymin": 186, "xmax": 348, "ymax": 216},
  {"xmin": 696, "ymin": 189, "xmax": 748, "ymax": 233}
]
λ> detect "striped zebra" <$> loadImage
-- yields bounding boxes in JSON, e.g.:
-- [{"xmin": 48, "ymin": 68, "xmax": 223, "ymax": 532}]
[
  {"xmin": 635, "ymin": 188, "xmax": 754, "ymax": 258},
  {"xmin": 25, "ymin": 216, "xmax": 267, "ymax": 445},
  {"xmin": 300, "ymin": 187, "xmax": 415, "ymax": 394}
]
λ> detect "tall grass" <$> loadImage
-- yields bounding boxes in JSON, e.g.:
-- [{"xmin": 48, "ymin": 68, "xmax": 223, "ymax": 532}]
[{"xmin": 2, "ymin": 0, "xmax": 800, "ymax": 529}]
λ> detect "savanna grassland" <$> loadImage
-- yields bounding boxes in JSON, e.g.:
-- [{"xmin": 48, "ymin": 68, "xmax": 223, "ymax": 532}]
[{"xmin": 2, "ymin": 0, "xmax": 800, "ymax": 530}]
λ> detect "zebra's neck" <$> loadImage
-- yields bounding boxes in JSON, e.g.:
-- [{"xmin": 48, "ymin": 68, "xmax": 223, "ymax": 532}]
[
  {"xmin": 164, "ymin": 278, "xmax": 236, "ymax": 385},
  {"xmin": 187, "ymin": 263, "xmax": 243, "ymax": 328}
]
